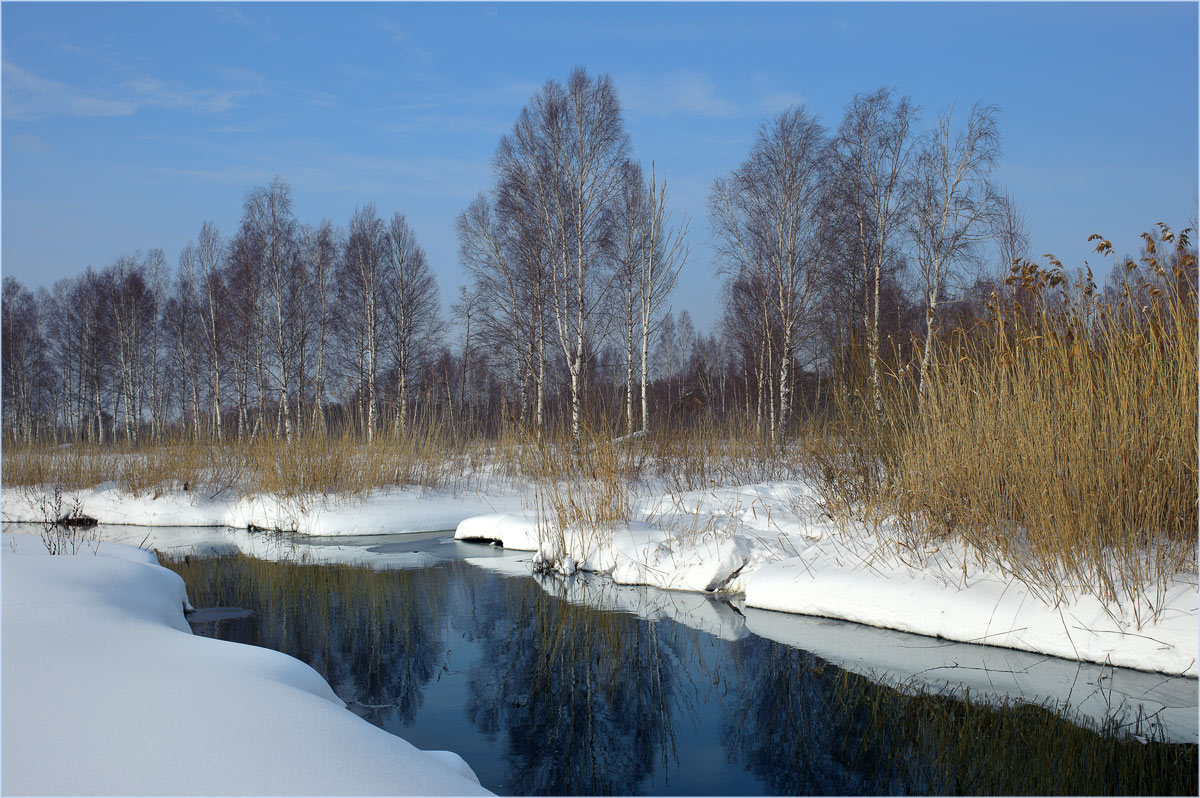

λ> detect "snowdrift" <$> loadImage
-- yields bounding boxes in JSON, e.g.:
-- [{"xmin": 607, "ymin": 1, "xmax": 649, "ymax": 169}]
[{"xmin": 1, "ymin": 534, "xmax": 489, "ymax": 796}]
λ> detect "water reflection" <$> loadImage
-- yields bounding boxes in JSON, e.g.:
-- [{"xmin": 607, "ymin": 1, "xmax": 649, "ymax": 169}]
[
  {"xmin": 169, "ymin": 553, "xmax": 693, "ymax": 795},
  {"xmin": 462, "ymin": 574, "xmax": 682, "ymax": 795},
  {"xmin": 722, "ymin": 632, "xmax": 1198, "ymax": 795},
  {"xmin": 172, "ymin": 554, "xmax": 447, "ymax": 727},
  {"xmin": 722, "ymin": 636, "xmax": 893, "ymax": 795},
  {"xmin": 158, "ymin": 547, "xmax": 1197, "ymax": 796}
]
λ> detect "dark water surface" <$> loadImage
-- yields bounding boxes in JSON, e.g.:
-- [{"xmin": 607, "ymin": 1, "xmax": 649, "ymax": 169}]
[{"xmin": 138, "ymin": 530, "xmax": 1198, "ymax": 797}]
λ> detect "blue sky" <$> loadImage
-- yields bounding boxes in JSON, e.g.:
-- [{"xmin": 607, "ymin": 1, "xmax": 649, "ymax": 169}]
[{"xmin": 3, "ymin": 2, "xmax": 1196, "ymax": 332}]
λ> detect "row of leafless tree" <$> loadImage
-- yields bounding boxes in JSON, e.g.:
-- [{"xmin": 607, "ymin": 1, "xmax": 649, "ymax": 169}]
[
  {"xmin": 712, "ymin": 88, "xmax": 1026, "ymax": 440},
  {"xmin": 2, "ymin": 177, "xmax": 448, "ymax": 445},
  {"xmin": 2, "ymin": 71, "xmax": 1031, "ymax": 445},
  {"xmin": 456, "ymin": 68, "xmax": 690, "ymax": 440}
]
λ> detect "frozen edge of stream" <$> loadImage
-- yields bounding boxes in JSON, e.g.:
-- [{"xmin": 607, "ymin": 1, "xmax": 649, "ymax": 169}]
[{"xmin": 4, "ymin": 480, "xmax": 1196, "ymax": 678}]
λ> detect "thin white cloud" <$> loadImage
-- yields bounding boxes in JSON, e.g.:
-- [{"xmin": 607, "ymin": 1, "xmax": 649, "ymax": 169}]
[
  {"xmin": 3, "ymin": 61, "xmax": 259, "ymax": 121},
  {"xmin": 212, "ymin": 67, "xmax": 270, "ymax": 94},
  {"xmin": 619, "ymin": 71, "xmax": 739, "ymax": 118},
  {"xmin": 122, "ymin": 77, "xmax": 246, "ymax": 114},
  {"xmin": 5, "ymin": 134, "xmax": 51, "ymax": 153},
  {"xmin": 147, "ymin": 164, "xmax": 278, "ymax": 186},
  {"xmin": 298, "ymin": 88, "xmax": 338, "ymax": 108},
  {"xmin": 761, "ymin": 92, "xmax": 806, "ymax": 113},
  {"xmin": 336, "ymin": 64, "xmax": 379, "ymax": 82},
  {"xmin": 214, "ymin": 120, "xmax": 273, "ymax": 135},
  {"xmin": 3, "ymin": 60, "xmax": 135, "ymax": 121},
  {"xmin": 375, "ymin": 19, "xmax": 434, "ymax": 66},
  {"xmin": 376, "ymin": 20, "xmax": 411, "ymax": 44},
  {"xmin": 146, "ymin": 144, "xmax": 491, "ymax": 201},
  {"xmin": 215, "ymin": 6, "xmax": 252, "ymax": 27},
  {"xmin": 386, "ymin": 113, "xmax": 510, "ymax": 138}
]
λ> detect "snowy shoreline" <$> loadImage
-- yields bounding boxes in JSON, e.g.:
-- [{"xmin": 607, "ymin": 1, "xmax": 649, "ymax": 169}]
[
  {"xmin": 456, "ymin": 507, "xmax": 1198, "ymax": 678},
  {"xmin": 1, "ymin": 533, "xmax": 491, "ymax": 796},
  {"xmin": 4, "ymin": 479, "xmax": 1197, "ymax": 678}
]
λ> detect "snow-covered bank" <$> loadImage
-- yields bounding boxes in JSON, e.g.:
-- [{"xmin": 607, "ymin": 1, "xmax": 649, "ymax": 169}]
[
  {"xmin": 5, "ymin": 473, "xmax": 1196, "ymax": 678},
  {"xmin": 745, "ymin": 555, "xmax": 1198, "ymax": 679},
  {"xmin": 2, "ymin": 480, "xmax": 526, "ymax": 535},
  {"xmin": 1, "ymin": 534, "xmax": 489, "ymax": 796},
  {"xmin": 467, "ymin": 551, "xmax": 750, "ymax": 642},
  {"xmin": 454, "ymin": 481, "xmax": 1199, "ymax": 678}
]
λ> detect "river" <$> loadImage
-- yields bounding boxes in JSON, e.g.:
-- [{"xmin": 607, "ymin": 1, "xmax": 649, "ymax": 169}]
[{"xmin": 6, "ymin": 523, "xmax": 1195, "ymax": 795}]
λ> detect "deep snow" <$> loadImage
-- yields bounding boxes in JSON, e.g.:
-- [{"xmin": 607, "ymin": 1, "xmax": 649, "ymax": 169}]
[{"xmin": 1, "ymin": 533, "xmax": 490, "ymax": 796}]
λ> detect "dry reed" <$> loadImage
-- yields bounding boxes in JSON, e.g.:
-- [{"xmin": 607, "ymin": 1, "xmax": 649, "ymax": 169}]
[{"xmin": 820, "ymin": 226, "xmax": 1198, "ymax": 613}]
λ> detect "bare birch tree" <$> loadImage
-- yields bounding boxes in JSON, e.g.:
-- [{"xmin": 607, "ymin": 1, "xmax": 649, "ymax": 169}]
[
  {"xmin": 909, "ymin": 102, "xmax": 1000, "ymax": 403},
  {"xmin": 2, "ymin": 278, "xmax": 46, "ymax": 443},
  {"xmin": 175, "ymin": 244, "xmax": 205, "ymax": 439},
  {"xmin": 382, "ymin": 211, "xmax": 440, "ymax": 436},
  {"xmin": 451, "ymin": 284, "xmax": 481, "ymax": 427},
  {"xmin": 614, "ymin": 161, "xmax": 647, "ymax": 435},
  {"xmin": 457, "ymin": 195, "xmax": 537, "ymax": 426},
  {"xmin": 496, "ymin": 68, "xmax": 630, "ymax": 442},
  {"xmin": 616, "ymin": 160, "xmax": 690, "ymax": 434},
  {"xmin": 144, "ymin": 248, "xmax": 166, "ymax": 442},
  {"xmin": 993, "ymin": 189, "xmax": 1030, "ymax": 273},
  {"xmin": 834, "ymin": 88, "xmax": 917, "ymax": 416},
  {"xmin": 711, "ymin": 107, "xmax": 828, "ymax": 439},
  {"xmin": 637, "ymin": 163, "xmax": 689, "ymax": 433},
  {"xmin": 300, "ymin": 221, "xmax": 337, "ymax": 434},
  {"xmin": 342, "ymin": 204, "xmax": 386, "ymax": 443},
  {"xmin": 190, "ymin": 221, "xmax": 227, "ymax": 441},
  {"xmin": 244, "ymin": 177, "xmax": 299, "ymax": 442},
  {"xmin": 224, "ymin": 225, "xmax": 265, "ymax": 440}
]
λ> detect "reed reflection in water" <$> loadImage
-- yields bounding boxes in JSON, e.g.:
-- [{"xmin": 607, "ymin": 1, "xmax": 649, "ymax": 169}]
[
  {"xmin": 162, "ymin": 552, "xmax": 1197, "ymax": 796},
  {"xmin": 722, "ymin": 635, "xmax": 1196, "ymax": 795}
]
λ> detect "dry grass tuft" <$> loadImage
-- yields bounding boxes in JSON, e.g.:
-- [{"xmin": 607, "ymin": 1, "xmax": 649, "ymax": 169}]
[
  {"xmin": 3, "ymin": 422, "xmax": 482, "ymax": 500},
  {"xmin": 818, "ymin": 226, "xmax": 1198, "ymax": 613}
]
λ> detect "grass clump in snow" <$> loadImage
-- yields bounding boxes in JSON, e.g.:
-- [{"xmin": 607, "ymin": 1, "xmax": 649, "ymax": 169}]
[
  {"xmin": 505, "ymin": 422, "xmax": 635, "ymax": 569},
  {"xmin": 497, "ymin": 416, "xmax": 813, "ymax": 570}
]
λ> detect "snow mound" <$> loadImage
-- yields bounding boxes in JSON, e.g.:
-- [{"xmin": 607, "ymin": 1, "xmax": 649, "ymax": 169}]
[{"xmin": 1, "ymin": 533, "xmax": 490, "ymax": 796}]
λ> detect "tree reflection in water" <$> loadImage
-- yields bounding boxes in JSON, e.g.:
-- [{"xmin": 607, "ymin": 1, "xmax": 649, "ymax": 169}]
[
  {"xmin": 163, "ymin": 551, "xmax": 1197, "ymax": 797},
  {"xmin": 165, "ymin": 553, "xmax": 448, "ymax": 728},
  {"xmin": 462, "ymin": 572, "xmax": 684, "ymax": 795},
  {"xmin": 722, "ymin": 634, "xmax": 913, "ymax": 794}
]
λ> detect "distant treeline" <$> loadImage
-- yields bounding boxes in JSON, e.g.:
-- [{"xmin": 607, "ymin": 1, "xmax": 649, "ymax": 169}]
[{"xmin": 1, "ymin": 68, "xmax": 1187, "ymax": 446}]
